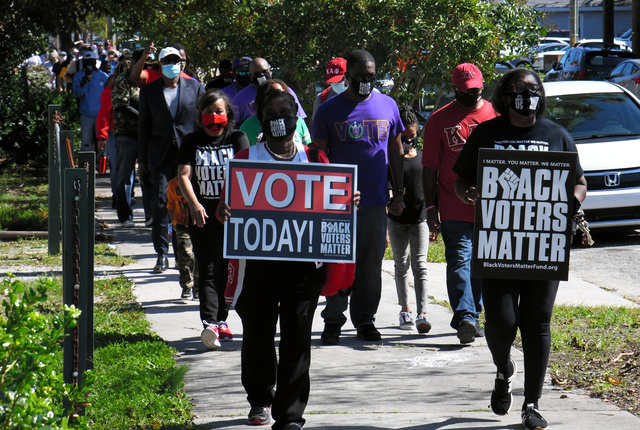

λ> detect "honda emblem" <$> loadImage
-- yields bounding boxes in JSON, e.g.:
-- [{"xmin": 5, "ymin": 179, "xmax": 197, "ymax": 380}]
[{"xmin": 604, "ymin": 173, "xmax": 621, "ymax": 187}]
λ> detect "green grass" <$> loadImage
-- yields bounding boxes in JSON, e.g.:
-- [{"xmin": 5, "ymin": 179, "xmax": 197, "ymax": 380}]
[
  {"xmin": 0, "ymin": 167, "xmax": 49, "ymax": 230},
  {"xmin": 549, "ymin": 305, "xmax": 640, "ymax": 416},
  {"xmin": 27, "ymin": 275, "xmax": 195, "ymax": 429}
]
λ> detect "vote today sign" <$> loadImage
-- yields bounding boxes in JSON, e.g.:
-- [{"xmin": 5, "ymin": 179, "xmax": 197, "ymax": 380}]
[
  {"xmin": 223, "ymin": 159, "xmax": 357, "ymax": 263},
  {"xmin": 472, "ymin": 149, "xmax": 578, "ymax": 281}
]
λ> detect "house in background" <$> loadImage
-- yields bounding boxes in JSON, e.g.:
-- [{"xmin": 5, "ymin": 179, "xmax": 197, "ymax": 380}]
[{"xmin": 529, "ymin": 0, "xmax": 632, "ymax": 39}]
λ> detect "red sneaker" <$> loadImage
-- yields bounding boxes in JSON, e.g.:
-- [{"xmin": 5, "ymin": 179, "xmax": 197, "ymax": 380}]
[{"xmin": 218, "ymin": 321, "xmax": 233, "ymax": 341}]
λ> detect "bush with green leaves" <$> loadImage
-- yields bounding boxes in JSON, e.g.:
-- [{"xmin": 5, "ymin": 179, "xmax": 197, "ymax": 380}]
[{"xmin": 0, "ymin": 276, "xmax": 89, "ymax": 429}]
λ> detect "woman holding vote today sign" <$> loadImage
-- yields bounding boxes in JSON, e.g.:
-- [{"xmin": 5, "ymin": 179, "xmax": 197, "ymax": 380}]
[
  {"xmin": 453, "ymin": 68, "xmax": 587, "ymax": 430},
  {"xmin": 217, "ymin": 89, "xmax": 359, "ymax": 430}
]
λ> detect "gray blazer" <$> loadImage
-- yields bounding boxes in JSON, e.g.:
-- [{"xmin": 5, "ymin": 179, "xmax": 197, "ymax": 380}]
[{"xmin": 138, "ymin": 76, "xmax": 204, "ymax": 172}]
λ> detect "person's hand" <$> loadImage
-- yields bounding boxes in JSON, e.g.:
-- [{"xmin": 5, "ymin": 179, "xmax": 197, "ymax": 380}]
[
  {"xmin": 80, "ymin": 73, "xmax": 92, "ymax": 87},
  {"xmin": 426, "ymin": 206, "xmax": 441, "ymax": 237},
  {"xmin": 189, "ymin": 201, "xmax": 208, "ymax": 228},
  {"xmin": 96, "ymin": 139, "xmax": 107, "ymax": 152},
  {"xmin": 388, "ymin": 194, "xmax": 405, "ymax": 216},
  {"xmin": 218, "ymin": 201, "xmax": 231, "ymax": 223},
  {"xmin": 144, "ymin": 42, "xmax": 156, "ymax": 59},
  {"xmin": 353, "ymin": 190, "xmax": 361, "ymax": 207},
  {"xmin": 462, "ymin": 186, "xmax": 479, "ymax": 205},
  {"xmin": 138, "ymin": 163, "xmax": 151, "ymax": 189}
]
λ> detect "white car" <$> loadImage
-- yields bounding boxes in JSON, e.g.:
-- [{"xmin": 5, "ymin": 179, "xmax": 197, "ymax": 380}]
[
  {"xmin": 615, "ymin": 28, "xmax": 633, "ymax": 50},
  {"xmin": 544, "ymin": 81, "xmax": 640, "ymax": 229},
  {"xmin": 576, "ymin": 38, "xmax": 630, "ymax": 50},
  {"xmin": 532, "ymin": 43, "xmax": 569, "ymax": 71}
]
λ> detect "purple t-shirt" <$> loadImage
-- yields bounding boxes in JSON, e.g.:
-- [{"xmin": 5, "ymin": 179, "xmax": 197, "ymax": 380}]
[
  {"xmin": 232, "ymin": 85, "xmax": 307, "ymax": 126},
  {"xmin": 221, "ymin": 83, "xmax": 239, "ymax": 101},
  {"xmin": 312, "ymin": 91, "xmax": 404, "ymax": 206}
]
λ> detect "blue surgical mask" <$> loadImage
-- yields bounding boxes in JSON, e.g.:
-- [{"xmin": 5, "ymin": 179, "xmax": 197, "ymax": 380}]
[
  {"xmin": 330, "ymin": 81, "xmax": 348, "ymax": 94},
  {"xmin": 162, "ymin": 64, "xmax": 181, "ymax": 79}
]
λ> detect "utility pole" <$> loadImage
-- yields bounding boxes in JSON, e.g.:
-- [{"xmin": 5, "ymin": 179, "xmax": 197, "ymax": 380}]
[
  {"xmin": 603, "ymin": 0, "xmax": 614, "ymax": 45},
  {"xmin": 570, "ymin": 0, "xmax": 579, "ymax": 45}
]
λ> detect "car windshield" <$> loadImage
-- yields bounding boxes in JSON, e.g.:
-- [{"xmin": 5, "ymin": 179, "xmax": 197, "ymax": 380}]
[{"xmin": 545, "ymin": 92, "xmax": 640, "ymax": 140}]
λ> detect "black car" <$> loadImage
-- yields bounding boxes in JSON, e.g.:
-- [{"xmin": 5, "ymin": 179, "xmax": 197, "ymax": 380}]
[{"xmin": 544, "ymin": 46, "xmax": 637, "ymax": 82}]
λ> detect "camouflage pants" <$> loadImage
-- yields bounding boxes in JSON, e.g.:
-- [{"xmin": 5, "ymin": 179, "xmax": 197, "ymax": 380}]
[{"xmin": 174, "ymin": 224, "xmax": 198, "ymax": 289}]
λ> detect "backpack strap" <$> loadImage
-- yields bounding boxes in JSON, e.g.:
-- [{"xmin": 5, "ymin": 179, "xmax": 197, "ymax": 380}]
[
  {"xmin": 307, "ymin": 146, "xmax": 319, "ymax": 163},
  {"xmin": 320, "ymin": 86, "xmax": 332, "ymax": 104}
]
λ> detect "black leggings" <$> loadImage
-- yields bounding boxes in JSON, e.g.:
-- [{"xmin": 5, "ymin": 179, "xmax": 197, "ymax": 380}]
[{"xmin": 481, "ymin": 279, "xmax": 559, "ymax": 403}]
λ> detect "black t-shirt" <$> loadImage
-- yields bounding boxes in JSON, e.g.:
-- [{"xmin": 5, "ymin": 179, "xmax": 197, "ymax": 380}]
[
  {"xmin": 389, "ymin": 150, "xmax": 426, "ymax": 224},
  {"xmin": 176, "ymin": 128, "xmax": 250, "ymax": 214},
  {"xmin": 453, "ymin": 115, "xmax": 584, "ymax": 185}
]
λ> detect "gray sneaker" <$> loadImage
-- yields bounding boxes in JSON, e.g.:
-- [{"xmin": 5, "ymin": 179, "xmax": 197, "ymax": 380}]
[
  {"xmin": 399, "ymin": 311, "xmax": 415, "ymax": 330},
  {"xmin": 415, "ymin": 315, "xmax": 432, "ymax": 334},
  {"xmin": 247, "ymin": 406, "xmax": 270, "ymax": 425}
]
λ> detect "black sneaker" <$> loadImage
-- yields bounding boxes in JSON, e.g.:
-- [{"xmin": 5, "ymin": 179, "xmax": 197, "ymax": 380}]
[
  {"xmin": 475, "ymin": 321, "xmax": 485, "ymax": 337},
  {"xmin": 181, "ymin": 287, "xmax": 192, "ymax": 299},
  {"xmin": 283, "ymin": 423, "xmax": 303, "ymax": 430},
  {"xmin": 193, "ymin": 288, "xmax": 199, "ymax": 300},
  {"xmin": 356, "ymin": 323, "xmax": 381, "ymax": 341},
  {"xmin": 521, "ymin": 403, "xmax": 549, "ymax": 430},
  {"xmin": 247, "ymin": 406, "xmax": 270, "ymax": 425},
  {"xmin": 490, "ymin": 356, "xmax": 517, "ymax": 415},
  {"xmin": 152, "ymin": 255, "xmax": 169, "ymax": 273},
  {"xmin": 320, "ymin": 323, "xmax": 341, "ymax": 345},
  {"xmin": 457, "ymin": 319, "xmax": 476, "ymax": 344}
]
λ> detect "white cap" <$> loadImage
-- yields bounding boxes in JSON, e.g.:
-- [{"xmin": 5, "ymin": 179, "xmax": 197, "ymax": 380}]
[
  {"xmin": 83, "ymin": 50, "xmax": 98, "ymax": 60},
  {"xmin": 159, "ymin": 47, "xmax": 181, "ymax": 60}
]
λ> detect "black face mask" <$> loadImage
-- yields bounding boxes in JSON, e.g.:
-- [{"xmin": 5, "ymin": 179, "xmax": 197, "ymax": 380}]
[
  {"xmin": 402, "ymin": 138, "xmax": 416, "ymax": 153},
  {"xmin": 455, "ymin": 91, "xmax": 480, "ymax": 108},
  {"xmin": 510, "ymin": 91, "xmax": 540, "ymax": 117},
  {"xmin": 252, "ymin": 71, "xmax": 272, "ymax": 86},
  {"xmin": 236, "ymin": 74, "xmax": 251, "ymax": 87},
  {"xmin": 262, "ymin": 116, "xmax": 297, "ymax": 140},
  {"xmin": 350, "ymin": 76, "xmax": 375, "ymax": 96}
]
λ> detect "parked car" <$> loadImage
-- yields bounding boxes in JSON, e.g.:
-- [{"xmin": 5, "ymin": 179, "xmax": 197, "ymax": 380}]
[
  {"xmin": 539, "ymin": 37, "xmax": 570, "ymax": 45},
  {"xmin": 606, "ymin": 59, "xmax": 640, "ymax": 97},
  {"xmin": 543, "ymin": 81, "xmax": 640, "ymax": 229},
  {"xmin": 544, "ymin": 47, "xmax": 637, "ymax": 82},
  {"xmin": 575, "ymin": 39, "xmax": 630, "ymax": 50},
  {"xmin": 532, "ymin": 43, "xmax": 569, "ymax": 71},
  {"xmin": 615, "ymin": 28, "xmax": 633, "ymax": 50}
]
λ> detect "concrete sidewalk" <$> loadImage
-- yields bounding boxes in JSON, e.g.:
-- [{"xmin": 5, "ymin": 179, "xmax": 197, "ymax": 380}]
[{"xmin": 94, "ymin": 176, "xmax": 640, "ymax": 430}]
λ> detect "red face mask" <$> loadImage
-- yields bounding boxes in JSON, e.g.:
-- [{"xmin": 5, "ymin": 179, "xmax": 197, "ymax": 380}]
[{"xmin": 202, "ymin": 113, "xmax": 228, "ymax": 132}]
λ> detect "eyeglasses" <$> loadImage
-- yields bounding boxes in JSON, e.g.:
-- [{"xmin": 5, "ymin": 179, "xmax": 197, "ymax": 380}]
[
  {"xmin": 510, "ymin": 82, "xmax": 542, "ymax": 95},
  {"xmin": 459, "ymin": 88, "xmax": 482, "ymax": 96}
]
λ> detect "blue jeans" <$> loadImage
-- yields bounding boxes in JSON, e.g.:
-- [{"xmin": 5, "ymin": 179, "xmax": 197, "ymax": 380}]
[
  {"xmin": 321, "ymin": 205, "xmax": 387, "ymax": 328},
  {"xmin": 388, "ymin": 218, "xmax": 429, "ymax": 315},
  {"xmin": 79, "ymin": 115, "xmax": 97, "ymax": 152},
  {"xmin": 114, "ymin": 135, "xmax": 136, "ymax": 223},
  {"xmin": 440, "ymin": 220, "xmax": 482, "ymax": 329}
]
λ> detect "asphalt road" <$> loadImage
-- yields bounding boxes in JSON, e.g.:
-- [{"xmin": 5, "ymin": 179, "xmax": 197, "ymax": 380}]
[{"xmin": 569, "ymin": 228, "xmax": 640, "ymax": 304}]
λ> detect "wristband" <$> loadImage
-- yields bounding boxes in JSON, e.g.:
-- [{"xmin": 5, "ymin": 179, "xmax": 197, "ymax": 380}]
[{"xmin": 426, "ymin": 205, "xmax": 436, "ymax": 211}]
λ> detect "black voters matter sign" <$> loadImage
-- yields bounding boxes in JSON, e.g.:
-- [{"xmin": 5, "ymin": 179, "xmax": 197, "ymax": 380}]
[
  {"xmin": 472, "ymin": 149, "xmax": 578, "ymax": 281},
  {"xmin": 223, "ymin": 159, "xmax": 357, "ymax": 263}
]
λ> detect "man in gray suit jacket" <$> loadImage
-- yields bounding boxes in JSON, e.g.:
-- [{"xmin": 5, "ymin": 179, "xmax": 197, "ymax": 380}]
[{"xmin": 138, "ymin": 46, "xmax": 204, "ymax": 272}]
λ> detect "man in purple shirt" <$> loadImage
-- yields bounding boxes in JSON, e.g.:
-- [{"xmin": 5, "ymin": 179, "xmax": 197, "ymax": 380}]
[
  {"xmin": 313, "ymin": 49, "xmax": 405, "ymax": 343},
  {"xmin": 232, "ymin": 57, "xmax": 306, "ymax": 126}
]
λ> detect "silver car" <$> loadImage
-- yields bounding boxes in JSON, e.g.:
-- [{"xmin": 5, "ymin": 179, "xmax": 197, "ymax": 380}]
[
  {"xmin": 606, "ymin": 59, "xmax": 640, "ymax": 98},
  {"xmin": 544, "ymin": 81, "xmax": 640, "ymax": 229}
]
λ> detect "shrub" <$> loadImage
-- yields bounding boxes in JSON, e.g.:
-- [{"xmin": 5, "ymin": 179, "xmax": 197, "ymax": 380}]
[{"xmin": 0, "ymin": 276, "xmax": 88, "ymax": 429}]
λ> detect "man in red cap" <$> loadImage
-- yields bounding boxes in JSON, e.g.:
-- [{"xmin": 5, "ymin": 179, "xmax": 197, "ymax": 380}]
[
  {"xmin": 421, "ymin": 63, "xmax": 497, "ymax": 344},
  {"xmin": 312, "ymin": 57, "xmax": 348, "ymax": 119}
]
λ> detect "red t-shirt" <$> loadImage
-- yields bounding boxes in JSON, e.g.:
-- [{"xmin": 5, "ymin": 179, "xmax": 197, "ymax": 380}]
[{"xmin": 422, "ymin": 100, "xmax": 497, "ymax": 223}]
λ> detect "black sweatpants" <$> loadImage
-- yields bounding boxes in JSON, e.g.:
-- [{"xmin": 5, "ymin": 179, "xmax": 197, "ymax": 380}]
[
  {"xmin": 235, "ymin": 260, "xmax": 323, "ymax": 430},
  {"xmin": 481, "ymin": 278, "xmax": 559, "ymax": 404},
  {"xmin": 189, "ymin": 217, "xmax": 228, "ymax": 326}
]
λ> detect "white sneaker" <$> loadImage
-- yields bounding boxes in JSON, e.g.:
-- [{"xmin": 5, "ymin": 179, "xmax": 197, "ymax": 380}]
[
  {"xmin": 201, "ymin": 325, "xmax": 221, "ymax": 350},
  {"xmin": 399, "ymin": 311, "xmax": 415, "ymax": 330},
  {"xmin": 121, "ymin": 220, "xmax": 135, "ymax": 228}
]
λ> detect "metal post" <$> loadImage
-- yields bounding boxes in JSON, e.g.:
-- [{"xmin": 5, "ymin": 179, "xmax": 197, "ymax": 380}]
[
  {"xmin": 78, "ymin": 152, "xmax": 95, "ymax": 369},
  {"xmin": 603, "ymin": 0, "xmax": 614, "ymax": 45},
  {"xmin": 48, "ymin": 105, "xmax": 62, "ymax": 255}
]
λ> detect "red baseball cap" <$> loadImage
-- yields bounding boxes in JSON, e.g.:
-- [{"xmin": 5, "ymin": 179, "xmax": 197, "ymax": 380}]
[
  {"xmin": 452, "ymin": 63, "xmax": 483, "ymax": 91},
  {"xmin": 325, "ymin": 57, "xmax": 347, "ymax": 83}
]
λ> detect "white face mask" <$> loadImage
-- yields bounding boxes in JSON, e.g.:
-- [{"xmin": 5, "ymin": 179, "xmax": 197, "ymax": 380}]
[{"xmin": 330, "ymin": 81, "xmax": 348, "ymax": 94}]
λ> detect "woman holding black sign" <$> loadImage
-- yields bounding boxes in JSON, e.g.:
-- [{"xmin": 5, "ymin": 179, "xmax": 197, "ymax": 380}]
[
  {"xmin": 218, "ymin": 89, "xmax": 359, "ymax": 430},
  {"xmin": 452, "ymin": 68, "xmax": 587, "ymax": 430}
]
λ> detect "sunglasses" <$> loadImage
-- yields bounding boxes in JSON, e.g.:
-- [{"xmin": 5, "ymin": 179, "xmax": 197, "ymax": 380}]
[
  {"xmin": 236, "ymin": 71, "xmax": 250, "ymax": 76},
  {"xmin": 510, "ymin": 82, "xmax": 542, "ymax": 95}
]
